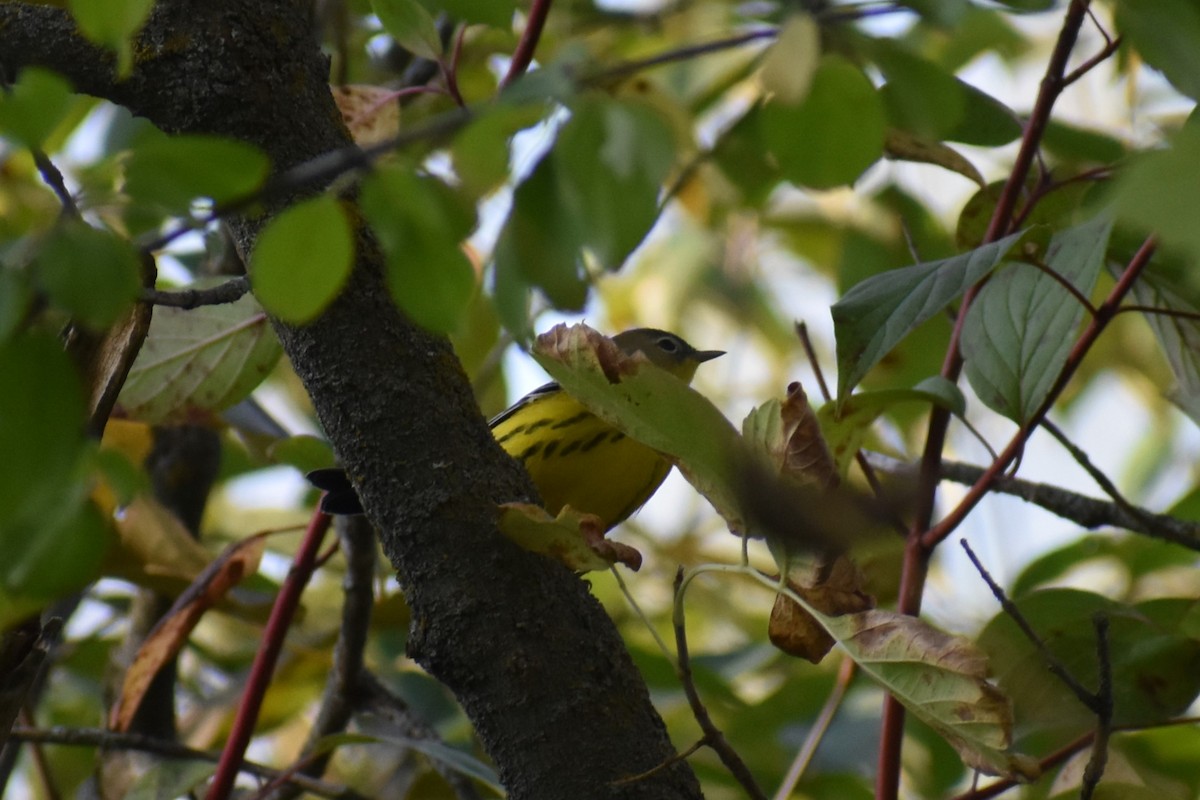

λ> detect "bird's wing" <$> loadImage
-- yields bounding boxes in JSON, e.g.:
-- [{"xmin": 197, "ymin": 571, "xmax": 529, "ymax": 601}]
[{"xmin": 488, "ymin": 381, "xmax": 562, "ymax": 428}]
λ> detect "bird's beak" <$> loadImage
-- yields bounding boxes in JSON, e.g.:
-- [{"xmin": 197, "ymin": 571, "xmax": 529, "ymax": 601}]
[{"xmin": 694, "ymin": 349, "xmax": 725, "ymax": 363}]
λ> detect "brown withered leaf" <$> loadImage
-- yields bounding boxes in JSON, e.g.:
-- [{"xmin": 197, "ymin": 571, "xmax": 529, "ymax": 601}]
[
  {"xmin": 65, "ymin": 271, "xmax": 154, "ymax": 436},
  {"xmin": 778, "ymin": 382, "xmax": 839, "ymax": 489},
  {"xmin": 110, "ymin": 534, "xmax": 266, "ymax": 732},
  {"xmin": 769, "ymin": 554, "xmax": 875, "ymax": 663},
  {"xmin": 535, "ymin": 323, "xmax": 649, "ymax": 385}
]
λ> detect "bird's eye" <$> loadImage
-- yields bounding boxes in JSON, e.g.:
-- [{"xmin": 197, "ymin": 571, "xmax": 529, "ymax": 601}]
[{"xmin": 657, "ymin": 336, "xmax": 679, "ymax": 353}]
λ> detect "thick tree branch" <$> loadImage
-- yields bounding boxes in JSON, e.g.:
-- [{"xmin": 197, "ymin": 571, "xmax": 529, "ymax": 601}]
[{"xmin": 0, "ymin": 3, "xmax": 700, "ymax": 796}]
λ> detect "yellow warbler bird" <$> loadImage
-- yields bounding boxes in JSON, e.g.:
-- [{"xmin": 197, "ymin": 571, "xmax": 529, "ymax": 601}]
[{"xmin": 310, "ymin": 328, "xmax": 723, "ymax": 529}]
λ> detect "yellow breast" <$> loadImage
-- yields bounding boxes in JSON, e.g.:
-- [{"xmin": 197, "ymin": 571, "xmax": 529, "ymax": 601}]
[{"xmin": 491, "ymin": 388, "xmax": 671, "ymax": 530}]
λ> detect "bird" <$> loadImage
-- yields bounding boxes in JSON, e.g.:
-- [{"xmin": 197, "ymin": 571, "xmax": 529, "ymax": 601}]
[{"xmin": 308, "ymin": 327, "xmax": 723, "ymax": 530}]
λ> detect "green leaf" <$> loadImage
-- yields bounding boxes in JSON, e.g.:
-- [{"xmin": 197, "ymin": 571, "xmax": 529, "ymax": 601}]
[
  {"xmin": 125, "ymin": 133, "xmax": 270, "ymax": 210},
  {"xmin": 875, "ymin": 42, "xmax": 966, "ymax": 140},
  {"xmin": 118, "ymin": 279, "xmax": 283, "ymax": 423},
  {"xmin": 0, "ymin": 67, "xmax": 73, "ymax": 149},
  {"xmin": 494, "ymin": 154, "xmax": 588, "ymax": 309},
  {"xmin": 68, "ymin": 0, "xmax": 155, "ymax": 75},
  {"xmin": 0, "ymin": 499, "xmax": 111, "ymax": 629},
  {"xmin": 451, "ymin": 102, "xmax": 545, "ymax": 197},
  {"xmin": 759, "ymin": 14, "xmax": 821, "ymax": 104},
  {"xmin": 1116, "ymin": 0, "xmax": 1200, "ymax": 101},
  {"xmin": 251, "ymin": 194, "xmax": 356, "ymax": 324},
  {"xmin": 1113, "ymin": 124, "xmax": 1200, "ymax": 266},
  {"xmin": 0, "ymin": 334, "xmax": 87, "ymax": 530},
  {"xmin": 961, "ymin": 213, "xmax": 1113, "ymax": 423},
  {"xmin": 946, "ymin": 83, "xmax": 1022, "ymax": 147},
  {"xmin": 831, "ymin": 230, "xmax": 1026, "ymax": 400},
  {"xmin": 0, "ymin": 334, "xmax": 109, "ymax": 626},
  {"xmin": 991, "ymin": 0, "xmax": 1056, "ymax": 10},
  {"xmin": 1042, "ymin": 120, "xmax": 1128, "ymax": 165},
  {"xmin": 416, "ymin": 0, "xmax": 514, "ymax": 27},
  {"xmin": 35, "ymin": 221, "xmax": 142, "ymax": 329},
  {"xmin": 359, "ymin": 166, "xmax": 477, "ymax": 333},
  {"xmin": 370, "ymin": 0, "xmax": 444, "ymax": 60},
  {"xmin": 267, "ymin": 434, "xmax": 336, "ymax": 474},
  {"xmin": 1128, "ymin": 270, "xmax": 1200, "ymax": 427},
  {"xmin": 0, "ymin": 267, "xmax": 32, "ymax": 345},
  {"xmin": 556, "ymin": 98, "xmax": 676, "ymax": 270},
  {"xmin": 979, "ymin": 589, "xmax": 1200, "ymax": 735},
  {"xmin": 377, "ymin": 735, "xmax": 504, "ymax": 792},
  {"xmin": 817, "ymin": 383, "xmax": 965, "ymax": 476},
  {"xmin": 762, "ymin": 56, "xmax": 886, "ymax": 189}
]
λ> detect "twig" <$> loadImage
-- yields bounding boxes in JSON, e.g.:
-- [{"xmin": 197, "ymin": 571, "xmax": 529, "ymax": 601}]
[
  {"xmin": 1115, "ymin": 304, "xmax": 1200, "ymax": 322},
  {"xmin": 902, "ymin": 455, "xmax": 1200, "ymax": 551},
  {"xmin": 7, "ymin": 727, "xmax": 362, "ymax": 799},
  {"xmin": 673, "ymin": 568, "xmax": 767, "ymax": 800},
  {"xmin": 1040, "ymin": 419, "xmax": 1160, "ymax": 530},
  {"xmin": 205, "ymin": 510, "xmax": 333, "ymax": 800},
  {"xmin": 32, "ymin": 150, "xmax": 79, "ymax": 218},
  {"xmin": 140, "ymin": 277, "xmax": 250, "ymax": 309},
  {"xmin": 959, "ymin": 540, "xmax": 1100, "ymax": 713},
  {"xmin": 1081, "ymin": 614, "xmax": 1113, "ymax": 800},
  {"xmin": 264, "ymin": 515, "xmax": 376, "ymax": 800},
  {"xmin": 952, "ymin": 730, "xmax": 1093, "ymax": 800},
  {"xmin": 772, "ymin": 657, "xmax": 855, "ymax": 800},
  {"xmin": 610, "ymin": 739, "xmax": 706, "ymax": 787},
  {"xmin": 501, "ymin": 0, "xmax": 553, "ymax": 89}
]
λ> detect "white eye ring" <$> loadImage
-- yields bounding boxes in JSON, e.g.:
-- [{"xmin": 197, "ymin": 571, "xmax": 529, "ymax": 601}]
[{"xmin": 657, "ymin": 336, "xmax": 679, "ymax": 353}]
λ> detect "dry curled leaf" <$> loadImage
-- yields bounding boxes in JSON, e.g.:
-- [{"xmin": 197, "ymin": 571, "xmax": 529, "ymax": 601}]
[{"xmin": 769, "ymin": 554, "xmax": 875, "ymax": 663}]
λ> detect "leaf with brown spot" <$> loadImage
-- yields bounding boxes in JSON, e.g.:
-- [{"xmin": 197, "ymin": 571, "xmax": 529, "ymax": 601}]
[
  {"xmin": 110, "ymin": 534, "xmax": 266, "ymax": 732},
  {"xmin": 811, "ymin": 605, "xmax": 1035, "ymax": 779}
]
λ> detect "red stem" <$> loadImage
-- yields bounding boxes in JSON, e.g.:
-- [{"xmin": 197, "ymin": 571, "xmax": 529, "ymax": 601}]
[
  {"xmin": 501, "ymin": 0, "xmax": 553, "ymax": 89},
  {"xmin": 205, "ymin": 511, "xmax": 332, "ymax": 800},
  {"xmin": 874, "ymin": 3, "xmax": 1096, "ymax": 797}
]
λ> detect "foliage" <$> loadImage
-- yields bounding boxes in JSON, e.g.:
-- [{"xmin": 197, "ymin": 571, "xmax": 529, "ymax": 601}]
[{"xmin": 3, "ymin": 1, "xmax": 1200, "ymax": 799}]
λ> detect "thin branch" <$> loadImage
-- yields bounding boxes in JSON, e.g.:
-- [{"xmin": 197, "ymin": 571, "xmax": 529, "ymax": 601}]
[
  {"xmin": 611, "ymin": 739, "xmax": 706, "ymax": 788},
  {"xmin": 32, "ymin": 150, "xmax": 80, "ymax": 218},
  {"xmin": 672, "ymin": 568, "xmax": 767, "ymax": 800},
  {"xmin": 1080, "ymin": 614, "xmax": 1113, "ymax": 800},
  {"xmin": 1039, "ymin": 419, "xmax": 1161, "ymax": 532},
  {"xmin": 7, "ymin": 727, "xmax": 363, "ymax": 799},
  {"xmin": 439, "ymin": 23, "xmax": 467, "ymax": 107},
  {"xmin": 592, "ymin": 29, "xmax": 776, "ymax": 86},
  {"xmin": 1115, "ymin": 304, "xmax": 1200, "ymax": 322},
  {"xmin": 140, "ymin": 277, "xmax": 250, "ymax": 309},
  {"xmin": 907, "ymin": 456, "xmax": 1200, "ymax": 551},
  {"xmin": 265, "ymin": 515, "xmax": 376, "ymax": 800},
  {"xmin": 205, "ymin": 511, "xmax": 332, "ymax": 800},
  {"xmin": 772, "ymin": 657, "xmax": 855, "ymax": 800},
  {"xmin": 960, "ymin": 540, "xmax": 1100, "ymax": 713},
  {"xmin": 501, "ymin": 0, "xmax": 553, "ymax": 89},
  {"xmin": 1062, "ymin": 5, "xmax": 1120, "ymax": 88}
]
